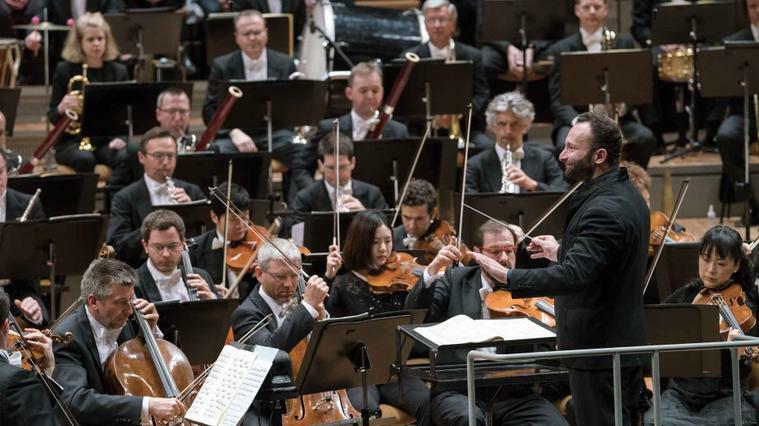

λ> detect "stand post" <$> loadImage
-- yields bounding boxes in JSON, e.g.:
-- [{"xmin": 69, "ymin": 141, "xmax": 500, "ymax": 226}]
[
  {"xmin": 266, "ymin": 98, "xmax": 274, "ymax": 197},
  {"xmin": 48, "ymin": 241, "xmax": 56, "ymax": 320},
  {"xmin": 424, "ymin": 82, "xmax": 432, "ymax": 136},
  {"xmin": 43, "ymin": 8, "xmax": 50, "ymax": 134},
  {"xmin": 743, "ymin": 65, "xmax": 751, "ymax": 240},
  {"xmin": 519, "ymin": 12, "xmax": 528, "ymax": 93}
]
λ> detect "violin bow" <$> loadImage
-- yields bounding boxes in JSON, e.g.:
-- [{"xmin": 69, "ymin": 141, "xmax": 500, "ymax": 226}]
[
  {"xmin": 455, "ymin": 104, "xmax": 474, "ymax": 251},
  {"xmin": 643, "ymin": 178, "xmax": 691, "ymax": 296},
  {"xmin": 220, "ymin": 160, "xmax": 234, "ymax": 291},
  {"xmin": 390, "ymin": 116, "xmax": 433, "ymax": 228},
  {"xmin": 333, "ymin": 119, "xmax": 341, "ymax": 249}
]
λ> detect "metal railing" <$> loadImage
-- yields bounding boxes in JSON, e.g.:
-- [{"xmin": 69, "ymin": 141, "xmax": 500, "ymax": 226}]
[{"xmin": 466, "ymin": 335, "xmax": 759, "ymax": 426}]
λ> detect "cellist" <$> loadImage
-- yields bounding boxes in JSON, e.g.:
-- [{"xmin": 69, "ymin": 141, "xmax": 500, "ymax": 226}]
[{"xmin": 52, "ymin": 259, "xmax": 186, "ymax": 425}]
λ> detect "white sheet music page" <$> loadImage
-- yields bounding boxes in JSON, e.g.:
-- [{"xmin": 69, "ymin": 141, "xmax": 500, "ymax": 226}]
[
  {"xmin": 185, "ymin": 345, "xmax": 276, "ymax": 426},
  {"xmin": 416, "ymin": 315, "xmax": 555, "ymax": 346}
]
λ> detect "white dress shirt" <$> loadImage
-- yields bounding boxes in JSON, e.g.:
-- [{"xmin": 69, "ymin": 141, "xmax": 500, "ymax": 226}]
[
  {"xmin": 0, "ymin": 190, "xmax": 6, "ymax": 222},
  {"xmin": 350, "ymin": 109, "xmax": 379, "ymax": 141},
  {"xmin": 580, "ymin": 27, "xmax": 604, "ymax": 53},
  {"xmin": 752, "ymin": 24, "xmax": 759, "ymax": 42},
  {"xmin": 323, "ymin": 179, "xmax": 354, "ymax": 212},
  {"xmin": 258, "ymin": 286, "xmax": 319, "ymax": 328},
  {"xmin": 242, "ymin": 49, "xmax": 268, "ymax": 81},
  {"xmin": 146, "ymin": 260, "xmax": 189, "ymax": 303},
  {"xmin": 428, "ymin": 39, "xmax": 455, "ymax": 61},
  {"xmin": 144, "ymin": 174, "xmax": 173, "ymax": 206}
]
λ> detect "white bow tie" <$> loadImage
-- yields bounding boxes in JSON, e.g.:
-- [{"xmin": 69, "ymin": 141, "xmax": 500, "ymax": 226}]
[
  {"xmin": 212, "ymin": 237, "xmax": 226, "ymax": 250},
  {"xmin": 247, "ymin": 60, "xmax": 264, "ymax": 72},
  {"xmin": 156, "ymin": 270, "xmax": 182, "ymax": 287},
  {"xmin": 403, "ymin": 236, "xmax": 417, "ymax": 249},
  {"xmin": 583, "ymin": 33, "xmax": 602, "ymax": 48},
  {"xmin": 96, "ymin": 326, "xmax": 121, "ymax": 344}
]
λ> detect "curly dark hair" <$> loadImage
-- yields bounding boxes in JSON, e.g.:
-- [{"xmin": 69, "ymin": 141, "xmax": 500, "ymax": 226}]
[{"xmin": 402, "ymin": 178, "xmax": 437, "ymax": 215}]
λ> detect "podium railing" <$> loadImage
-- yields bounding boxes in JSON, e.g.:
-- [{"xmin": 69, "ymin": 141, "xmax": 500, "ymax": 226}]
[{"xmin": 466, "ymin": 336, "xmax": 759, "ymax": 426}]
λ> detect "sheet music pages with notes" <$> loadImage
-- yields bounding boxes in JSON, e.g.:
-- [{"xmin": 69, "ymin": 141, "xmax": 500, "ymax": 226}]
[
  {"xmin": 185, "ymin": 345, "xmax": 276, "ymax": 426},
  {"xmin": 416, "ymin": 315, "xmax": 555, "ymax": 346}
]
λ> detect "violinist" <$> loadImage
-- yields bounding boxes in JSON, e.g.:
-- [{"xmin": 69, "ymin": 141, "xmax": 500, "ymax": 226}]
[
  {"xmin": 643, "ymin": 225, "xmax": 759, "ymax": 424},
  {"xmin": 0, "ymin": 151, "xmax": 49, "ymax": 327},
  {"xmin": 189, "ymin": 181, "xmax": 258, "ymax": 299},
  {"xmin": 0, "ymin": 290, "xmax": 60, "ymax": 426},
  {"xmin": 135, "ymin": 209, "xmax": 218, "ymax": 302},
  {"xmin": 324, "ymin": 210, "xmax": 432, "ymax": 426},
  {"xmin": 392, "ymin": 178, "xmax": 441, "ymax": 251},
  {"xmin": 53, "ymin": 258, "xmax": 187, "ymax": 425},
  {"xmin": 404, "ymin": 219, "xmax": 566, "ymax": 426}
]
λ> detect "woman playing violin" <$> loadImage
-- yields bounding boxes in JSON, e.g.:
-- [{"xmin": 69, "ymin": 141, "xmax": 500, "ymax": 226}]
[
  {"xmin": 324, "ymin": 210, "xmax": 432, "ymax": 426},
  {"xmin": 643, "ymin": 225, "xmax": 759, "ymax": 425}
]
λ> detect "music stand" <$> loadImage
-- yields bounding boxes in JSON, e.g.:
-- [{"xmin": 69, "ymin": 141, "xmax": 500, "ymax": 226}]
[
  {"xmin": 382, "ymin": 60, "xmax": 472, "ymax": 132},
  {"xmin": 559, "ymin": 49, "xmax": 653, "ymax": 113},
  {"xmin": 0, "ymin": 87, "xmax": 20, "ymax": 136},
  {"xmin": 7, "ymin": 173, "xmax": 98, "ymax": 216},
  {"xmin": 352, "ymin": 138, "xmax": 458, "ymax": 207},
  {"xmin": 479, "ymin": 0, "xmax": 567, "ymax": 90},
  {"xmin": 698, "ymin": 43, "xmax": 759, "ymax": 237},
  {"xmin": 454, "ymin": 192, "xmax": 565, "ymax": 246},
  {"xmin": 0, "ymin": 214, "xmax": 106, "ymax": 319},
  {"xmin": 220, "ymin": 80, "xmax": 328, "ymax": 194},
  {"xmin": 205, "ymin": 12, "xmax": 293, "ymax": 61},
  {"xmin": 295, "ymin": 310, "xmax": 427, "ymax": 425},
  {"xmin": 653, "ymin": 242, "xmax": 700, "ymax": 302},
  {"xmin": 651, "ymin": 1, "xmax": 738, "ymax": 163},
  {"xmin": 152, "ymin": 201, "xmax": 214, "ymax": 238},
  {"xmin": 174, "ymin": 152, "xmax": 270, "ymax": 200},
  {"xmin": 300, "ymin": 209, "xmax": 395, "ymax": 254},
  {"xmin": 105, "ymin": 10, "xmax": 183, "ymax": 57},
  {"xmin": 644, "ymin": 304, "xmax": 721, "ymax": 378},
  {"xmin": 154, "ymin": 299, "xmax": 239, "ymax": 365}
]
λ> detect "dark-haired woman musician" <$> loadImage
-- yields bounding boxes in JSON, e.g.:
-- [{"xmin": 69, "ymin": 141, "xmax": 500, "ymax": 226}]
[
  {"xmin": 325, "ymin": 210, "xmax": 432, "ymax": 426},
  {"xmin": 644, "ymin": 225, "xmax": 759, "ymax": 424}
]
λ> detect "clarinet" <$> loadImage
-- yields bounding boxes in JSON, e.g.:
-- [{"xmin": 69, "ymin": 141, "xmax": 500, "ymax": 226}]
[
  {"xmin": 500, "ymin": 145, "xmax": 518, "ymax": 194},
  {"xmin": 164, "ymin": 173, "xmax": 179, "ymax": 205}
]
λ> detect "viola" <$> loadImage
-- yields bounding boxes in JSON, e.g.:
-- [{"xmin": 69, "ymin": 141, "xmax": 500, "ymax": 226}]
[
  {"xmin": 7, "ymin": 328, "xmax": 74, "ymax": 371},
  {"xmin": 485, "ymin": 291, "xmax": 556, "ymax": 327},
  {"xmin": 413, "ymin": 220, "xmax": 473, "ymax": 265},
  {"xmin": 364, "ymin": 252, "xmax": 425, "ymax": 294},
  {"xmin": 649, "ymin": 210, "xmax": 697, "ymax": 256}
]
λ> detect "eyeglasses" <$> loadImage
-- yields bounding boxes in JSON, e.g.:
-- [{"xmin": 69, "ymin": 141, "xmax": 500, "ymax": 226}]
[
  {"xmin": 263, "ymin": 269, "xmax": 299, "ymax": 283},
  {"xmin": 159, "ymin": 108, "xmax": 190, "ymax": 116},
  {"xmin": 149, "ymin": 242, "xmax": 182, "ymax": 253},
  {"xmin": 145, "ymin": 151, "xmax": 177, "ymax": 161},
  {"xmin": 480, "ymin": 245, "xmax": 515, "ymax": 256}
]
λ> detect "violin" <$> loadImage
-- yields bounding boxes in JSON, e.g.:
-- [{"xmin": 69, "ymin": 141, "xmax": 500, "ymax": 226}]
[
  {"xmin": 649, "ymin": 211, "xmax": 697, "ymax": 256},
  {"xmin": 413, "ymin": 220, "xmax": 473, "ymax": 265},
  {"xmin": 7, "ymin": 328, "xmax": 74, "ymax": 371},
  {"xmin": 485, "ymin": 291, "xmax": 557, "ymax": 327},
  {"xmin": 692, "ymin": 282, "xmax": 759, "ymax": 361},
  {"xmin": 225, "ymin": 218, "xmax": 309, "ymax": 274},
  {"xmin": 364, "ymin": 252, "xmax": 425, "ymax": 294}
]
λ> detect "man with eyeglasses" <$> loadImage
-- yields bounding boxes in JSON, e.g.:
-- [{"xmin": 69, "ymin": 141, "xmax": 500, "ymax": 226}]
[
  {"xmin": 404, "ymin": 219, "xmax": 566, "ymax": 425},
  {"xmin": 135, "ymin": 209, "xmax": 218, "ymax": 303},
  {"xmin": 466, "ymin": 92, "xmax": 567, "ymax": 194},
  {"xmin": 107, "ymin": 127, "xmax": 206, "ymax": 267}
]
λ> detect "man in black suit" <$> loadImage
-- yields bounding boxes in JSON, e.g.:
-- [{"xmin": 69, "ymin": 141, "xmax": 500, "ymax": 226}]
[
  {"xmin": 715, "ymin": 0, "xmax": 759, "ymax": 220},
  {"xmin": 53, "ymin": 258, "xmax": 186, "ymax": 425},
  {"xmin": 202, "ymin": 10, "xmax": 301, "ymax": 170},
  {"xmin": 392, "ymin": 178, "xmax": 440, "ymax": 252},
  {"xmin": 0, "ymin": 290, "xmax": 60, "ymax": 426},
  {"xmin": 292, "ymin": 133, "xmax": 388, "ymax": 213},
  {"xmin": 466, "ymin": 91, "xmax": 567, "ymax": 193},
  {"xmin": 403, "ymin": 0, "xmax": 491, "ymax": 148},
  {"xmin": 545, "ymin": 0, "xmax": 656, "ymax": 167},
  {"xmin": 189, "ymin": 181, "xmax": 258, "ymax": 299},
  {"xmin": 135, "ymin": 209, "xmax": 218, "ymax": 302},
  {"xmin": 0, "ymin": 150, "xmax": 49, "ymax": 327},
  {"xmin": 290, "ymin": 61, "xmax": 409, "ymax": 192},
  {"xmin": 473, "ymin": 112, "xmax": 649, "ymax": 426},
  {"xmin": 107, "ymin": 127, "xmax": 205, "ymax": 268},
  {"xmin": 405, "ymin": 219, "xmax": 566, "ymax": 426}
]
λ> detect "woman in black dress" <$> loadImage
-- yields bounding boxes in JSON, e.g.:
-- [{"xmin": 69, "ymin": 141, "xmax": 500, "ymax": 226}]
[
  {"xmin": 326, "ymin": 210, "xmax": 431, "ymax": 426},
  {"xmin": 48, "ymin": 12, "xmax": 129, "ymax": 173}
]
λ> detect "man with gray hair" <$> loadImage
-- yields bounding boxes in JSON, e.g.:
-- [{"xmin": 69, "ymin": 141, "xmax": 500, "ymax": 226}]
[
  {"xmin": 403, "ymin": 0, "xmax": 491, "ymax": 148},
  {"xmin": 53, "ymin": 258, "xmax": 187, "ymax": 425},
  {"xmin": 465, "ymin": 91, "xmax": 567, "ymax": 193}
]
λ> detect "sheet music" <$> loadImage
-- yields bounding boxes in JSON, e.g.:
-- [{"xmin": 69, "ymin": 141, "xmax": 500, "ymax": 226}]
[
  {"xmin": 416, "ymin": 315, "xmax": 555, "ymax": 346},
  {"xmin": 185, "ymin": 345, "xmax": 275, "ymax": 426}
]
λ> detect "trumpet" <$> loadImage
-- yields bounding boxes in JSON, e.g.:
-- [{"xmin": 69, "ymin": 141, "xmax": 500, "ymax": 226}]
[{"xmin": 65, "ymin": 63, "xmax": 92, "ymax": 151}]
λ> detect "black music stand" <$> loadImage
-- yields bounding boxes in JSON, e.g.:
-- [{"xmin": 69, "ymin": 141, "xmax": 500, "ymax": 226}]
[
  {"xmin": 152, "ymin": 201, "xmax": 214, "ymax": 238},
  {"xmin": 698, "ymin": 43, "xmax": 759, "ymax": 237},
  {"xmin": 296, "ymin": 310, "xmax": 426, "ymax": 426},
  {"xmin": 652, "ymin": 242, "xmax": 700, "ymax": 303},
  {"xmin": 174, "ymin": 152, "xmax": 270, "ymax": 200},
  {"xmin": 82, "ymin": 82, "xmax": 193, "ymax": 138},
  {"xmin": 0, "ymin": 214, "xmax": 106, "ymax": 319},
  {"xmin": 7, "ymin": 173, "xmax": 98, "ymax": 216},
  {"xmin": 299, "ymin": 209, "xmax": 395, "ymax": 254},
  {"xmin": 382, "ymin": 60, "xmax": 472, "ymax": 126},
  {"xmin": 154, "ymin": 299, "xmax": 239, "ymax": 365},
  {"xmin": 220, "ymin": 80, "xmax": 328, "ymax": 194},
  {"xmin": 644, "ymin": 304, "xmax": 721, "ymax": 378},
  {"xmin": 454, "ymin": 192, "xmax": 565, "ymax": 246},
  {"xmin": 352, "ymin": 138, "xmax": 458, "ymax": 207},
  {"xmin": 105, "ymin": 10, "xmax": 183, "ymax": 57},
  {"xmin": 559, "ymin": 49, "xmax": 653, "ymax": 110},
  {"xmin": 205, "ymin": 12, "xmax": 293, "ymax": 61},
  {"xmin": 479, "ymin": 0, "xmax": 567, "ymax": 90},
  {"xmin": 0, "ymin": 87, "xmax": 21, "ymax": 136},
  {"xmin": 651, "ymin": 1, "xmax": 738, "ymax": 162}
]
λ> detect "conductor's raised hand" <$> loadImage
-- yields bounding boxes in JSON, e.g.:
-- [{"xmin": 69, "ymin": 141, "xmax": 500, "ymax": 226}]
[{"xmin": 526, "ymin": 235, "xmax": 559, "ymax": 262}]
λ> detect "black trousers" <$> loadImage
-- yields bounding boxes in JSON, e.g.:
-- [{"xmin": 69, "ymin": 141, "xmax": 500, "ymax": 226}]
[
  {"xmin": 569, "ymin": 366, "xmax": 643, "ymax": 426},
  {"xmin": 346, "ymin": 375, "xmax": 432, "ymax": 426},
  {"xmin": 430, "ymin": 388, "xmax": 566, "ymax": 426},
  {"xmin": 716, "ymin": 113, "xmax": 758, "ymax": 203},
  {"xmin": 555, "ymin": 118, "xmax": 656, "ymax": 168},
  {"xmin": 55, "ymin": 139, "xmax": 128, "ymax": 173}
]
